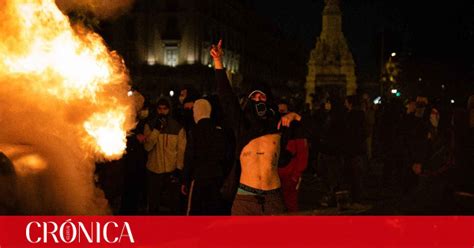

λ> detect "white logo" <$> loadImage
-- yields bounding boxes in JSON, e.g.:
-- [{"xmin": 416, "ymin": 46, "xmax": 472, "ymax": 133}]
[{"xmin": 26, "ymin": 219, "xmax": 135, "ymax": 244}]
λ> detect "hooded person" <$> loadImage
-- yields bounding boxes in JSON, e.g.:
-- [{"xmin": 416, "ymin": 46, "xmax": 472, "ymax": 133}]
[
  {"xmin": 211, "ymin": 40, "xmax": 303, "ymax": 215},
  {"xmin": 143, "ymin": 97, "xmax": 186, "ymax": 214},
  {"xmin": 181, "ymin": 99, "xmax": 229, "ymax": 215},
  {"xmin": 240, "ymin": 87, "xmax": 280, "ymax": 137},
  {"xmin": 120, "ymin": 91, "xmax": 148, "ymax": 214}
]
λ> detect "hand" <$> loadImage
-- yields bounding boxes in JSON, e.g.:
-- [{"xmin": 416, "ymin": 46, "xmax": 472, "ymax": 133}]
[
  {"xmin": 170, "ymin": 169, "xmax": 182, "ymax": 184},
  {"xmin": 278, "ymin": 112, "xmax": 301, "ymax": 129},
  {"xmin": 156, "ymin": 118, "xmax": 167, "ymax": 131},
  {"xmin": 181, "ymin": 185, "xmax": 188, "ymax": 195},
  {"xmin": 136, "ymin": 134, "xmax": 146, "ymax": 143},
  {"xmin": 412, "ymin": 163, "xmax": 422, "ymax": 175},
  {"xmin": 210, "ymin": 39, "xmax": 224, "ymax": 69}
]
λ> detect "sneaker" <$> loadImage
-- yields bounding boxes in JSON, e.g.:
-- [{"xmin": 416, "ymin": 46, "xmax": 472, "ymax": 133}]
[
  {"xmin": 320, "ymin": 195, "xmax": 337, "ymax": 208},
  {"xmin": 349, "ymin": 202, "xmax": 372, "ymax": 212},
  {"xmin": 335, "ymin": 190, "xmax": 350, "ymax": 211}
]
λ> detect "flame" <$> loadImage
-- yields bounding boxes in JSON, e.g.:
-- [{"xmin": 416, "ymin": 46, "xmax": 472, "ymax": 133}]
[
  {"xmin": 0, "ymin": 0, "xmax": 135, "ymax": 159},
  {"xmin": 84, "ymin": 110, "xmax": 127, "ymax": 159}
]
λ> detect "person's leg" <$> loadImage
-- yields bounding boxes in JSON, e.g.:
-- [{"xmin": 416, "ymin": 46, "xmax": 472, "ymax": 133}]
[
  {"xmin": 281, "ymin": 178, "xmax": 298, "ymax": 212},
  {"xmin": 263, "ymin": 191, "xmax": 287, "ymax": 215},
  {"xmin": 146, "ymin": 170, "xmax": 161, "ymax": 214},
  {"xmin": 163, "ymin": 173, "xmax": 180, "ymax": 215},
  {"xmin": 350, "ymin": 155, "xmax": 365, "ymax": 203},
  {"xmin": 232, "ymin": 194, "xmax": 261, "ymax": 215},
  {"xmin": 202, "ymin": 178, "xmax": 225, "ymax": 215}
]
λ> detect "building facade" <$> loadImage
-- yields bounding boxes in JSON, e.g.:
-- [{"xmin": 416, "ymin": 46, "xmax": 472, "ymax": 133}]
[
  {"xmin": 305, "ymin": 0, "xmax": 357, "ymax": 106},
  {"xmin": 101, "ymin": 0, "xmax": 306, "ymax": 99}
]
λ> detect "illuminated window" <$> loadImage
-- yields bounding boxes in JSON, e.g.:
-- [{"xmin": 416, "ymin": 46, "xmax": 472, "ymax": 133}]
[{"xmin": 164, "ymin": 46, "xmax": 178, "ymax": 67}]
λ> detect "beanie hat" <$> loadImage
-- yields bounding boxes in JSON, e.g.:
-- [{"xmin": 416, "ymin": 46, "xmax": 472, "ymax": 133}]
[{"xmin": 193, "ymin": 99, "xmax": 212, "ymax": 124}]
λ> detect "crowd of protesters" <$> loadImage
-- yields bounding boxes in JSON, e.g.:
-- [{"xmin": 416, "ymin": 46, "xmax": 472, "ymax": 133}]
[{"xmin": 92, "ymin": 42, "xmax": 474, "ymax": 216}]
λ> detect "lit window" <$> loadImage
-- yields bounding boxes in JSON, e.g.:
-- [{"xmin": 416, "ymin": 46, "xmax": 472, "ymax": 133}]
[{"xmin": 164, "ymin": 46, "xmax": 178, "ymax": 67}]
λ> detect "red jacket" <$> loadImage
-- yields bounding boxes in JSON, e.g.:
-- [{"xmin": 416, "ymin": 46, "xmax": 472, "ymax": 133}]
[{"xmin": 278, "ymin": 138, "xmax": 308, "ymax": 181}]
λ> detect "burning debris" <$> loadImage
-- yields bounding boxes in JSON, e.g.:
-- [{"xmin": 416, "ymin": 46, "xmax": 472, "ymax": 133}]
[{"xmin": 0, "ymin": 0, "xmax": 136, "ymax": 214}]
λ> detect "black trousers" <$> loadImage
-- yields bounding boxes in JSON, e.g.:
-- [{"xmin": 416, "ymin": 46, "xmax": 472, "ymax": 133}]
[
  {"xmin": 146, "ymin": 170, "xmax": 180, "ymax": 215},
  {"xmin": 189, "ymin": 178, "xmax": 225, "ymax": 215}
]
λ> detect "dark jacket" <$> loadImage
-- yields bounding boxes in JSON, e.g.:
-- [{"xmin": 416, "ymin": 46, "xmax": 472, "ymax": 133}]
[{"xmin": 183, "ymin": 118, "xmax": 229, "ymax": 184}]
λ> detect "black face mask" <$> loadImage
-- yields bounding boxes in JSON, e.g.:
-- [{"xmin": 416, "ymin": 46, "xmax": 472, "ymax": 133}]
[
  {"xmin": 254, "ymin": 101, "xmax": 267, "ymax": 117},
  {"xmin": 157, "ymin": 114, "xmax": 168, "ymax": 121}
]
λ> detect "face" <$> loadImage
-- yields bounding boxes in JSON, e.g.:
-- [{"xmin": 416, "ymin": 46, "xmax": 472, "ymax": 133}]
[
  {"xmin": 157, "ymin": 105, "xmax": 170, "ymax": 116},
  {"xmin": 139, "ymin": 109, "xmax": 149, "ymax": 120},
  {"xmin": 416, "ymin": 96, "xmax": 428, "ymax": 106},
  {"xmin": 406, "ymin": 101, "xmax": 416, "ymax": 113},
  {"xmin": 179, "ymin": 89, "xmax": 187, "ymax": 104},
  {"xmin": 324, "ymin": 101, "xmax": 332, "ymax": 111},
  {"xmin": 344, "ymin": 99, "xmax": 352, "ymax": 110},
  {"xmin": 278, "ymin": 103, "xmax": 288, "ymax": 114},
  {"xmin": 250, "ymin": 92, "xmax": 267, "ymax": 102}
]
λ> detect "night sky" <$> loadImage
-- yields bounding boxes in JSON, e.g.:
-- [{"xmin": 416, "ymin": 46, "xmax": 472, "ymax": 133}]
[{"xmin": 251, "ymin": 0, "xmax": 473, "ymax": 88}]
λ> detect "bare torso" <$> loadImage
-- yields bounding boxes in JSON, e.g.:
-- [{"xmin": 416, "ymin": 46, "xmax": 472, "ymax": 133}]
[{"xmin": 239, "ymin": 134, "xmax": 281, "ymax": 190}]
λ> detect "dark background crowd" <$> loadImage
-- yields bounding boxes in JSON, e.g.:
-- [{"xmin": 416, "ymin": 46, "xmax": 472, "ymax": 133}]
[{"xmin": 95, "ymin": 82, "xmax": 474, "ymax": 215}]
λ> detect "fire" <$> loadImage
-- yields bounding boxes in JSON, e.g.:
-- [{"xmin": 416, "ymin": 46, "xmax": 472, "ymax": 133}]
[
  {"xmin": 0, "ymin": 0, "xmax": 135, "ymax": 159},
  {"xmin": 84, "ymin": 110, "xmax": 127, "ymax": 159}
]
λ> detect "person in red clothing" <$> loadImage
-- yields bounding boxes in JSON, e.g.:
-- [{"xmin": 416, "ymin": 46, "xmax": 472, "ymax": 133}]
[{"xmin": 277, "ymin": 101, "xmax": 309, "ymax": 212}]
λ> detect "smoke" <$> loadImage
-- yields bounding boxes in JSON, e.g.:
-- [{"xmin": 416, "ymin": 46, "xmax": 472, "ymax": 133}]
[
  {"xmin": 0, "ymin": 0, "xmax": 136, "ymax": 215},
  {"xmin": 55, "ymin": 0, "xmax": 135, "ymax": 20}
]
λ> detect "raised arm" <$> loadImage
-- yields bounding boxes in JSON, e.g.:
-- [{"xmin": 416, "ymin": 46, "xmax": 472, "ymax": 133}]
[{"xmin": 211, "ymin": 40, "xmax": 242, "ymax": 131}]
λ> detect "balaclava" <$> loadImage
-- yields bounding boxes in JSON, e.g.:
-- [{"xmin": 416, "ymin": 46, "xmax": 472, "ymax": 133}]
[{"xmin": 193, "ymin": 99, "xmax": 212, "ymax": 124}]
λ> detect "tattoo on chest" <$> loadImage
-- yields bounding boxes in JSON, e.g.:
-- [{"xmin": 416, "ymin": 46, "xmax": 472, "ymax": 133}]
[{"xmin": 242, "ymin": 151, "xmax": 252, "ymax": 157}]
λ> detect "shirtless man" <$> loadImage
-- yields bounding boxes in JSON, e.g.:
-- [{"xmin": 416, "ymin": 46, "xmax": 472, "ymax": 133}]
[{"xmin": 211, "ymin": 40, "xmax": 301, "ymax": 215}]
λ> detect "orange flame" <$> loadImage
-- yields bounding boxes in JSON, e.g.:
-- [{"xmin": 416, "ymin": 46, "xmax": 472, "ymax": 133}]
[{"xmin": 0, "ymin": 0, "xmax": 135, "ymax": 159}]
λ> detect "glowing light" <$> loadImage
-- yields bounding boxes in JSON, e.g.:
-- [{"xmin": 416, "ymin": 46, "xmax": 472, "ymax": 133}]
[
  {"xmin": 147, "ymin": 57, "xmax": 156, "ymax": 66},
  {"xmin": 169, "ymin": 90, "xmax": 174, "ymax": 97},
  {"xmin": 128, "ymin": 90, "xmax": 133, "ymax": 97},
  {"xmin": 391, "ymin": 89, "xmax": 398, "ymax": 94},
  {"xmin": 373, "ymin": 96, "xmax": 382, "ymax": 105},
  {"xmin": 391, "ymin": 52, "xmax": 396, "ymax": 57},
  {"xmin": 451, "ymin": 99, "xmax": 455, "ymax": 104}
]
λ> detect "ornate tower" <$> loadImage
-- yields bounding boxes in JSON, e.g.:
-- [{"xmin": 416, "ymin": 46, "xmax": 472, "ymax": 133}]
[{"xmin": 305, "ymin": 0, "xmax": 357, "ymax": 105}]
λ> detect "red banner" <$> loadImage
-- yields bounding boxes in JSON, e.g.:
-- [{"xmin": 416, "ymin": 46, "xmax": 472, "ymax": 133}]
[{"xmin": 0, "ymin": 216, "xmax": 473, "ymax": 247}]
